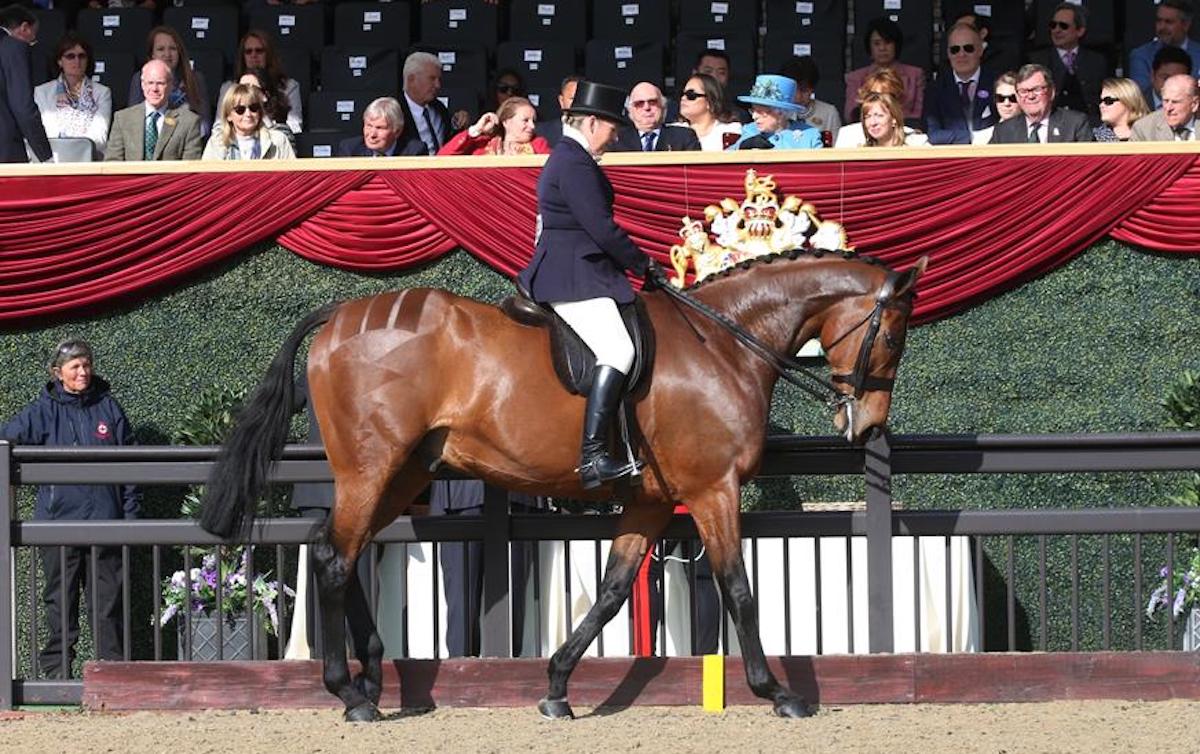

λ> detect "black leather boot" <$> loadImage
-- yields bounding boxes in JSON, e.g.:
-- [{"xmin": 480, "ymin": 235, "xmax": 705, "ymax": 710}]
[{"xmin": 578, "ymin": 365, "xmax": 638, "ymax": 490}]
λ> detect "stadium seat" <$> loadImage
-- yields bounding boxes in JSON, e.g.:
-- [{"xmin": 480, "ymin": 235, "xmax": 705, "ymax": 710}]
[
  {"xmin": 414, "ymin": 43, "xmax": 488, "ymax": 91},
  {"xmin": 674, "ymin": 32, "xmax": 756, "ymax": 99},
  {"xmin": 525, "ymin": 86, "xmax": 561, "ymax": 121},
  {"xmin": 436, "ymin": 86, "xmax": 481, "ymax": 124},
  {"xmin": 190, "ymin": 49, "xmax": 227, "ymax": 109},
  {"xmin": 163, "ymin": 6, "xmax": 239, "ymax": 58},
  {"xmin": 592, "ymin": 0, "xmax": 670, "ymax": 45},
  {"xmin": 762, "ymin": 0, "xmax": 846, "ymax": 112},
  {"xmin": 75, "ymin": 7, "xmax": 154, "ymax": 53},
  {"xmin": 320, "ymin": 47, "xmax": 400, "ymax": 93},
  {"xmin": 852, "ymin": 0, "xmax": 934, "ymax": 72},
  {"xmin": 496, "ymin": 40, "xmax": 576, "ymax": 89},
  {"xmin": 307, "ymin": 90, "xmax": 383, "ymax": 131},
  {"xmin": 248, "ymin": 5, "xmax": 326, "ymax": 54},
  {"xmin": 90, "ymin": 50, "xmax": 137, "ymax": 109},
  {"xmin": 677, "ymin": 0, "xmax": 759, "ymax": 36},
  {"xmin": 942, "ymin": 1, "xmax": 1028, "ymax": 77},
  {"xmin": 30, "ymin": 8, "xmax": 66, "ymax": 84},
  {"xmin": 334, "ymin": 2, "xmax": 411, "ymax": 50},
  {"xmin": 419, "ymin": 0, "xmax": 500, "ymax": 53},
  {"xmin": 584, "ymin": 40, "xmax": 665, "ymax": 89},
  {"xmin": 1033, "ymin": 0, "xmax": 1114, "ymax": 48},
  {"xmin": 508, "ymin": 0, "xmax": 587, "ymax": 47},
  {"xmin": 296, "ymin": 129, "xmax": 357, "ymax": 158},
  {"xmin": 278, "ymin": 47, "xmax": 313, "ymax": 103}
]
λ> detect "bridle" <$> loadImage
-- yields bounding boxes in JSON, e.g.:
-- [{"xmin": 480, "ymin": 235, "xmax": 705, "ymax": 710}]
[{"xmin": 654, "ymin": 266, "xmax": 911, "ymax": 408}]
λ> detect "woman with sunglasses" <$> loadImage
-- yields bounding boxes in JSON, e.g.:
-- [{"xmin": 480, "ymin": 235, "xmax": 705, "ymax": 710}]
[
  {"xmin": 438, "ymin": 95, "xmax": 549, "ymax": 155},
  {"xmin": 676, "ymin": 73, "xmax": 741, "ymax": 151},
  {"xmin": 844, "ymin": 16, "xmax": 926, "ymax": 123},
  {"xmin": 1094, "ymin": 78, "xmax": 1150, "ymax": 142},
  {"xmin": 201, "ymin": 84, "xmax": 295, "ymax": 160},
  {"xmin": 483, "ymin": 68, "xmax": 527, "ymax": 114},
  {"xmin": 218, "ymin": 30, "xmax": 303, "ymax": 134},
  {"xmin": 127, "ymin": 26, "xmax": 210, "ymax": 135},
  {"xmin": 32, "ymin": 32, "xmax": 111, "ymax": 160},
  {"xmin": 971, "ymin": 71, "xmax": 1021, "ymax": 144}
]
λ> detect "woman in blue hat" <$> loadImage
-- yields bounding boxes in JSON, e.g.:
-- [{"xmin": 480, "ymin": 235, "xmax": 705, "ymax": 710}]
[
  {"xmin": 517, "ymin": 80, "xmax": 663, "ymax": 490},
  {"xmin": 727, "ymin": 74, "xmax": 824, "ymax": 150}
]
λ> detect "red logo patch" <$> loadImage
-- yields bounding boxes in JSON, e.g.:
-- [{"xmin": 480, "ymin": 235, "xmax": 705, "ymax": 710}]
[{"xmin": 95, "ymin": 421, "xmax": 109, "ymax": 439}]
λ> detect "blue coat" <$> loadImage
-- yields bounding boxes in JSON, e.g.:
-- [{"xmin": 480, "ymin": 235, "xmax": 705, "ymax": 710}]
[
  {"xmin": 726, "ymin": 121, "xmax": 823, "ymax": 150},
  {"xmin": 517, "ymin": 137, "xmax": 647, "ymax": 304},
  {"xmin": 924, "ymin": 67, "xmax": 999, "ymax": 145},
  {"xmin": 1, "ymin": 377, "xmax": 141, "ymax": 520}
]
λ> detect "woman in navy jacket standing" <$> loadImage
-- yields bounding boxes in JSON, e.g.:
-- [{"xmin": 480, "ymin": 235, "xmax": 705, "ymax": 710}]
[
  {"xmin": 1, "ymin": 339, "xmax": 140, "ymax": 677},
  {"xmin": 517, "ymin": 81, "xmax": 662, "ymax": 490}
]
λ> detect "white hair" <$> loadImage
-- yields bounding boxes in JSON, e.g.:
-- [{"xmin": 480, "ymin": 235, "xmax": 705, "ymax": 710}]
[
  {"xmin": 363, "ymin": 97, "xmax": 405, "ymax": 129},
  {"xmin": 403, "ymin": 51, "xmax": 440, "ymax": 80}
]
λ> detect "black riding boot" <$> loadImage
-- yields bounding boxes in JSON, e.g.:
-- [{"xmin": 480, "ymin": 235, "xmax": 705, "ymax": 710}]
[{"xmin": 578, "ymin": 365, "xmax": 638, "ymax": 490}]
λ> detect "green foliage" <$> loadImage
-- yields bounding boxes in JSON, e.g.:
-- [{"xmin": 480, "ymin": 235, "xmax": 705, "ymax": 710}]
[{"xmin": 1163, "ymin": 371, "xmax": 1200, "ymax": 431}]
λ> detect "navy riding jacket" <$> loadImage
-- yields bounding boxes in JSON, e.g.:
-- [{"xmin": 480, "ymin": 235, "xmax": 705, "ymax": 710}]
[
  {"xmin": 0, "ymin": 376, "xmax": 141, "ymax": 520},
  {"xmin": 517, "ymin": 137, "xmax": 647, "ymax": 304}
]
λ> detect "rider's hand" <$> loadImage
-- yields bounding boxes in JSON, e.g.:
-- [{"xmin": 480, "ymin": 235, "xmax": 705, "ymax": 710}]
[{"xmin": 643, "ymin": 263, "xmax": 671, "ymax": 291}]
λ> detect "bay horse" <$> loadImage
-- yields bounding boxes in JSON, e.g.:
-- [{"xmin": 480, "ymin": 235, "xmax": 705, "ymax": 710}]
[{"xmin": 200, "ymin": 249, "xmax": 926, "ymax": 721}]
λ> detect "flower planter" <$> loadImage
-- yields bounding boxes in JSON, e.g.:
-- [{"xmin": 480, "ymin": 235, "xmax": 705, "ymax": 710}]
[
  {"xmin": 1184, "ymin": 608, "xmax": 1200, "ymax": 652},
  {"xmin": 178, "ymin": 614, "xmax": 267, "ymax": 661}
]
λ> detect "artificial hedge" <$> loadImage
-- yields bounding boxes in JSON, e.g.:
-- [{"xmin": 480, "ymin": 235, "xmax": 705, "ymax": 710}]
[{"xmin": 1, "ymin": 239, "xmax": 1196, "ymax": 665}]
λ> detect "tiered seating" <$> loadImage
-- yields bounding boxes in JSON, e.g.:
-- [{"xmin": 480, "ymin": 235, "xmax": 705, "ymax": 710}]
[
  {"xmin": 763, "ymin": 0, "xmax": 847, "ymax": 112},
  {"xmin": 334, "ymin": 2, "xmax": 412, "ymax": 50},
  {"xmin": 853, "ymin": 0, "xmax": 935, "ymax": 72},
  {"xmin": 75, "ymin": 7, "xmax": 154, "ymax": 55}
]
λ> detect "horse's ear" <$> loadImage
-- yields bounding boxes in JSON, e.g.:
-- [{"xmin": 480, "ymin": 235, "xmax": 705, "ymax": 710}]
[{"xmin": 893, "ymin": 256, "xmax": 928, "ymax": 299}]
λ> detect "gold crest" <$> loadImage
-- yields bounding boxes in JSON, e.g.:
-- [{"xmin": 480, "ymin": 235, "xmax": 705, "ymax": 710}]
[{"xmin": 669, "ymin": 169, "xmax": 854, "ymax": 287}]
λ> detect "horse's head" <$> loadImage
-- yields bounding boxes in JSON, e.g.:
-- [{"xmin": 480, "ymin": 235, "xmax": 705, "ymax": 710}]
[{"xmin": 818, "ymin": 257, "xmax": 926, "ymax": 444}]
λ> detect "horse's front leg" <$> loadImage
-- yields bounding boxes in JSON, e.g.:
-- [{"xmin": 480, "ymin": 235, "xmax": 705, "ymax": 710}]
[
  {"xmin": 539, "ymin": 502, "xmax": 674, "ymax": 720},
  {"xmin": 691, "ymin": 482, "xmax": 812, "ymax": 718}
]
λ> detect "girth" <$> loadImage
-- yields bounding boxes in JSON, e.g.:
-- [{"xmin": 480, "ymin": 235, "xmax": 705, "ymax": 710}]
[{"xmin": 500, "ymin": 286, "xmax": 655, "ymax": 396}]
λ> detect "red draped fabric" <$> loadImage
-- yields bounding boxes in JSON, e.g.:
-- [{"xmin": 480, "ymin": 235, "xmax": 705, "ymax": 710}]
[{"xmin": 1, "ymin": 152, "xmax": 1198, "ymax": 325}]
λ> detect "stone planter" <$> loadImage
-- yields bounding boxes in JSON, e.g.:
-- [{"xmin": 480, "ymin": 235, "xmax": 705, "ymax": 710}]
[{"xmin": 178, "ymin": 613, "xmax": 267, "ymax": 661}]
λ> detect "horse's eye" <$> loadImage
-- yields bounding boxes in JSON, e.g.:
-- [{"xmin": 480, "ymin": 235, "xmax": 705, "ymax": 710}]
[{"xmin": 884, "ymin": 331, "xmax": 904, "ymax": 351}]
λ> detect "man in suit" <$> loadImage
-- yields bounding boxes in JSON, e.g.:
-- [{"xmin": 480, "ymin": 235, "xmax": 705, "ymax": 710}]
[
  {"xmin": 990, "ymin": 64, "xmax": 1093, "ymax": 143},
  {"xmin": 1129, "ymin": 0, "xmax": 1200, "ymax": 94},
  {"xmin": 535, "ymin": 74, "xmax": 581, "ymax": 148},
  {"xmin": 399, "ymin": 51, "xmax": 452, "ymax": 156},
  {"xmin": 612, "ymin": 81, "xmax": 701, "ymax": 152},
  {"xmin": 105, "ymin": 59, "xmax": 203, "ymax": 161},
  {"xmin": 337, "ymin": 96, "xmax": 425, "ymax": 157},
  {"xmin": 0, "ymin": 5, "xmax": 50, "ymax": 163},
  {"xmin": 1131, "ymin": 74, "xmax": 1200, "ymax": 141},
  {"xmin": 1029, "ymin": 3, "xmax": 1109, "ymax": 127},
  {"xmin": 925, "ymin": 22, "xmax": 998, "ymax": 144}
]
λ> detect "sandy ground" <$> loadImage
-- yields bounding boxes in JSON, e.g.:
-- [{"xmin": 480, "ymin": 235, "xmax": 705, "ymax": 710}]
[{"xmin": 0, "ymin": 701, "xmax": 1196, "ymax": 753}]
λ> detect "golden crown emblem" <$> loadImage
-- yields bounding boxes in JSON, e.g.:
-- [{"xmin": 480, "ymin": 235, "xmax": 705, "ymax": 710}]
[{"xmin": 669, "ymin": 169, "xmax": 854, "ymax": 287}]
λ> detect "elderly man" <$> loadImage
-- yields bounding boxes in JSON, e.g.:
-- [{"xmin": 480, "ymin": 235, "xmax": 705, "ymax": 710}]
[
  {"xmin": 613, "ymin": 81, "xmax": 700, "ymax": 152},
  {"xmin": 398, "ymin": 51, "xmax": 456, "ymax": 156},
  {"xmin": 338, "ymin": 97, "xmax": 425, "ymax": 157},
  {"xmin": 535, "ymin": 74, "xmax": 582, "ymax": 147},
  {"xmin": 1030, "ymin": 3, "xmax": 1108, "ymax": 126},
  {"xmin": 990, "ymin": 63, "xmax": 1092, "ymax": 143},
  {"xmin": 1131, "ymin": 74, "xmax": 1200, "ymax": 141},
  {"xmin": 0, "ymin": 5, "xmax": 51, "ymax": 163},
  {"xmin": 1145, "ymin": 46, "xmax": 1194, "ymax": 109},
  {"xmin": 105, "ymin": 59, "xmax": 203, "ymax": 161},
  {"xmin": 1129, "ymin": 0, "xmax": 1200, "ymax": 93},
  {"xmin": 925, "ymin": 22, "xmax": 998, "ymax": 144}
]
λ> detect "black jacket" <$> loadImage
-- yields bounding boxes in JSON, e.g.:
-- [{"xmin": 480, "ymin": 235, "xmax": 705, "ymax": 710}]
[{"xmin": 1, "ymin": 376, "xmax": 140, "ymax": 520}]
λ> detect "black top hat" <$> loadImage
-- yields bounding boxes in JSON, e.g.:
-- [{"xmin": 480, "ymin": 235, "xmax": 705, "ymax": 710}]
[{"xmin": 562, "ymin": 80, "xmax": 632, "ymax": 127}]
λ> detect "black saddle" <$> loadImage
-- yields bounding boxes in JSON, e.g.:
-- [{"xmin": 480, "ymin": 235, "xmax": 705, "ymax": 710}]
[{"xmin": 501, "ymin": 285, "xmax": 655, "ymax": 396}]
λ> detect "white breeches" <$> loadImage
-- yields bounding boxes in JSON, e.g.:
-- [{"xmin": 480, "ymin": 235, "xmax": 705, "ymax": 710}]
[{"xmin": 550, "ymin": 297, "xmax": 635, "ymax": 373}]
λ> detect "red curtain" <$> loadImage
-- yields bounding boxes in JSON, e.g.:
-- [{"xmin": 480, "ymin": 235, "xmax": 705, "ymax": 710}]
[{"xmin": 1, "ymin": 153, "xmax": 1198, "ymax": 325}]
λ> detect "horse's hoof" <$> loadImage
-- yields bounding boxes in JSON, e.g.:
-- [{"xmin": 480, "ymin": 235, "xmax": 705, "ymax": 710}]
[
  {"xmin": 344, "ymin": 701, "xmax": 381, "ymax": 723},
  {"xmin": 537, "ymin": 697, "xmax": 575, "ymax": 720},
  {"xmin": 773, "ymin": 697, "xmax": 813, "ymax": 718}
]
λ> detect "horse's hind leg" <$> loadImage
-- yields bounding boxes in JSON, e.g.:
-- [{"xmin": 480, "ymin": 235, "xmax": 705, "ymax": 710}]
[
  {"xmin": 691, "ymin": 485, "xmax": 811, "ymax": 718},
  {"xmin": 540, "ymin": 502, "xmax": 674, "ymax": 720},
  {"xmin": 314, "ymin": 457, "xmax": 430, "ymax": 721}
]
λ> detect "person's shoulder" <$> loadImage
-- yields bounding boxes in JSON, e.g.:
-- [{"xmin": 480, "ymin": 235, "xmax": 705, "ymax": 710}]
[
  {"xmin": 112, "ymin": 102, "xmax": 142, "ymax": 121},
  {"xmin": 1130, "ymin": 39, "xmax": 1159, "ymax": 57},
  {"xmin": 33, "ymin": 79, "xmax": 55, "ymax": 97},
  {"xmin": 337, "ymin": 135, "xmax": 363, "ymax": 156},
  {"xmin": 169, "ymin": 106, "xmax": 201, "ymax": 124}
]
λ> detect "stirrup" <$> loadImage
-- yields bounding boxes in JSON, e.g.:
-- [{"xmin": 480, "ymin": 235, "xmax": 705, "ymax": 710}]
[{"xmin": 578, "ymin": 456, "xmax": 641, "ymax": 490}]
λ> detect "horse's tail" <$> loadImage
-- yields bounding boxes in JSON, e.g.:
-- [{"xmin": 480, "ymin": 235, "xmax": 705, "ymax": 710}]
[{"xmin": 199, "ymin": 303, "xmax": 339, "ymax": 540}]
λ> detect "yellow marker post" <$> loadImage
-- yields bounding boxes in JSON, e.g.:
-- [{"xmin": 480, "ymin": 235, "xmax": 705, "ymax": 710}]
[{"xmin": 702, "ymin": 654, "xmax": 724, "ymax": 712}]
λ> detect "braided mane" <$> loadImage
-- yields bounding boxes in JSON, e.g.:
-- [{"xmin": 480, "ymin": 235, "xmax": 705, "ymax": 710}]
[{"xmin": 683, "ymin": 248, "xmax": 889, "ymax": 292}]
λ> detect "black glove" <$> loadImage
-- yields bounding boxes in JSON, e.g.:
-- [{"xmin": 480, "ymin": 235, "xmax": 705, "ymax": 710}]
[{"xmin": 643, "ymin": 262, "xmax": 671, "ymax": 291}]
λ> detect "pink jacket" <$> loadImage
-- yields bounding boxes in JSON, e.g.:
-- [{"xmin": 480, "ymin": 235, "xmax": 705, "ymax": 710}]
[{"xmin": 843, "ymin": 62, "xmax": 926, "ymax": 121}]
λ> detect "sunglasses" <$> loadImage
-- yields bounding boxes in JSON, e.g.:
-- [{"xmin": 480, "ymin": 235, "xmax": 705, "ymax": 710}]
[
  {"xmin": 995, "ymin": 93, "xmax": 1019, "ymax": 104},
  {"xmin": 948, "ymin": 44, "xmax": 976, "ymax": 55},
  {"xmin": 243, "ymin": 47, "xmax": 266, "ymax": 55},
  {"xmin": 1099, "ymin": 96, "xmax": 1120, "ymax": 106},
  {"xmin": 233, "ymin": 103, "xmax": 263, "ymax": 115},
  {"xmin": 61, "ymin": 51, "xmax": 87, "ymax": 60},
  {"xmin": 681, "ymin": 89, "xmax": 707, "ymax": 101},
  {"xmin": 630, "ymin": 98, "xmax": 660, "ymax": 109},
  {"xmin": 1048, "ymin": 21, "xmax": 1073, "ymax": 31},
  {"xmin": 496, "ymin": 84, "xmax": 521, "ymax": 94}
]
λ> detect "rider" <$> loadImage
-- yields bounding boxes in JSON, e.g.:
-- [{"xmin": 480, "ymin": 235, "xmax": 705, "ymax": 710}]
[{"xmin": 517, "ymin": 80, "xmax": 664, "ymax": 489}]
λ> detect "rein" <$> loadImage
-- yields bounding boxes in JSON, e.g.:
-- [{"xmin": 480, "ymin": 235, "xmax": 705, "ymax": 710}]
[{"xmin": 652, "ymin": 268, "xmax": 903, "ymax": 406}]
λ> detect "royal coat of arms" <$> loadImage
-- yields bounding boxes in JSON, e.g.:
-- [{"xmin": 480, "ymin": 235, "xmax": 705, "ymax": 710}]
[{"xmin": 668, "ymin": 169, "xmax": 854, "ymax": 287}]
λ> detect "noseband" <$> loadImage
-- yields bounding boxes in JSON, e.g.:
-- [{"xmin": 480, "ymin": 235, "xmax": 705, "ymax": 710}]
[{"xmin": 828, "ymin": 271, "xmax": 907, "ymax": 399}]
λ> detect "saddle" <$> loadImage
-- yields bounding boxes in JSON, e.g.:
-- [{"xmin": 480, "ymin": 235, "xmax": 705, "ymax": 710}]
[{"xmin": 500, "ymin": 284, "xmax": 655, "ymax": 396}]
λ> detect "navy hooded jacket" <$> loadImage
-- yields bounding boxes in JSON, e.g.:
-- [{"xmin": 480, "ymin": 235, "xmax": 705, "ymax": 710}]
[{"xmin": 1, "ymin": 376, "xmax": 141, "ymax": 520}]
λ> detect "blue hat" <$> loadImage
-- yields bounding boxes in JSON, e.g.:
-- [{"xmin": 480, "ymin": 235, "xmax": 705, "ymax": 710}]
[{"xmin": 738, "ymin": 74, "xmax": 806, "ymax": 112}]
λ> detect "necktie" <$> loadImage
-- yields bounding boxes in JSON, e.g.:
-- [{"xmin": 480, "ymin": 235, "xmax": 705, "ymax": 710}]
[
  {"xmin": 1064, "ymin": 50, "xmax": 1077, "ymax": 74},
  {"xmin": 642, "ymin": 130, "xmax": 658, "ymax": 152},
  {"xmin": 1175, "ymin": 125, "xmax": 1192, "ymax": 142},
  {"xmin": 958, "ymin": 80, "xmax": 972, "ymax": 109},
  {"xmin": 144, "ymin": 111, "xmax": 160, "ymax": 160},
  {"xmin": 1027, "ymin": 122, "xmax": 1042, "ymax": 143},
  {"xmin": 422, "ymin": 107, "xmax": 440, "ymax": 154}
]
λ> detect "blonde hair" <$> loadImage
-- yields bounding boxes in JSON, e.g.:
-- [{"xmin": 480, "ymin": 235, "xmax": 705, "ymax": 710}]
[
  {"xmin": 860, "ymin": 92, "xmax": 905, "ymax": 147},
  {"xmin": 1102, "ymin": 77, "xmax": 1151, "ymax": 125},
  {"xmin": 496, "ymin": 96, "xmax": 536, "ymax": 133},
  {"xmin": 219, "ymin": 83, "xmax": 266, "ymax": 147}
]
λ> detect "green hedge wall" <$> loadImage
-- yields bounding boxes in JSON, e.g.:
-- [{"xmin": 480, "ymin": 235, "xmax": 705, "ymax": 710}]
[{"xmin": 2, "ymin": 239, "xmax": 1197, "ymax": 660}]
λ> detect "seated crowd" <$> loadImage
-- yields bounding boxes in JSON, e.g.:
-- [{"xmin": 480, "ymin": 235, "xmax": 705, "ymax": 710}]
[{"xmin": 4, "ymin": 1, "xmax": 1200, "ymax": 167}]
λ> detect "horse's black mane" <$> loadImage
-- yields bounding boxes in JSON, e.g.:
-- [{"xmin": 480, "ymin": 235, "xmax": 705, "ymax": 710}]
[{"xmin": 683, "ymin": 247, "xmax": 888, "ymax": 292}]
